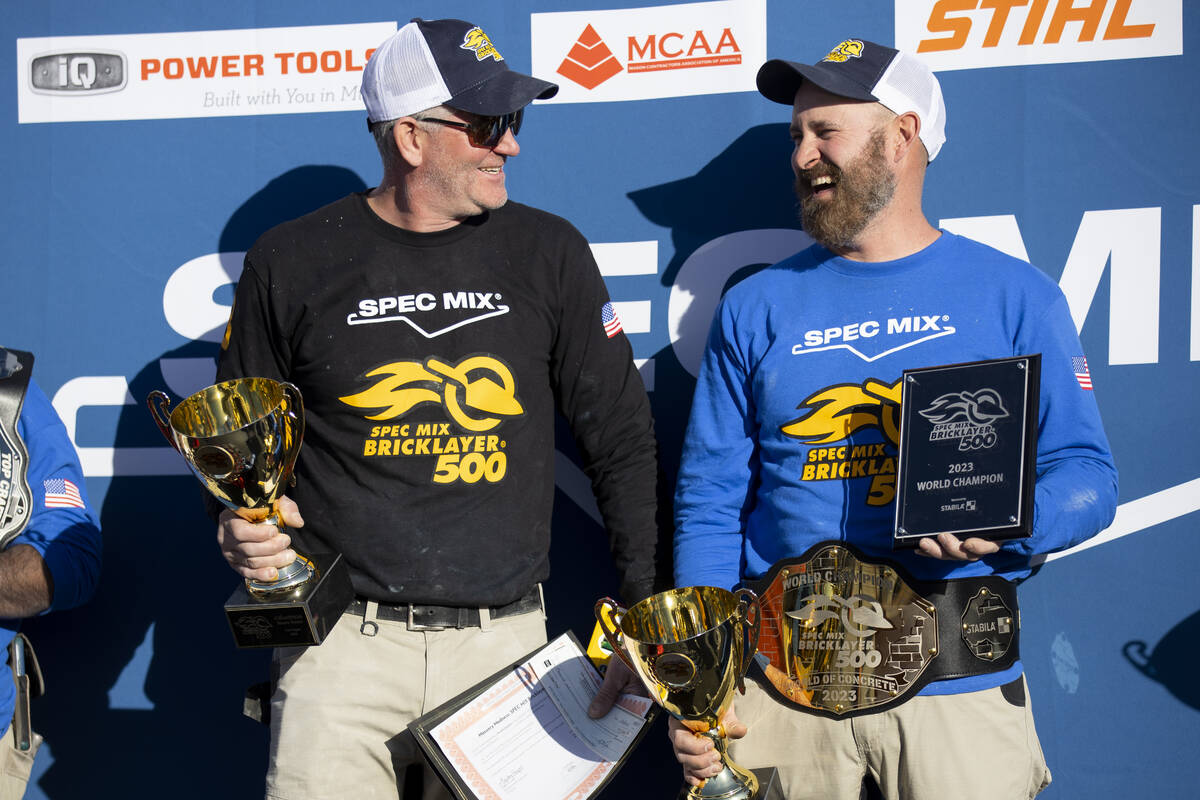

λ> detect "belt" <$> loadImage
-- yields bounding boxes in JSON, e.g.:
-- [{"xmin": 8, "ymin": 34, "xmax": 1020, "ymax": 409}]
[
  {"xmin": 748, "ymin": 542, "xmax": 1021, "ymax": 719},
  {"xmin": 345, "ymin": 585, "xmax": 543, "ymax": 632}
]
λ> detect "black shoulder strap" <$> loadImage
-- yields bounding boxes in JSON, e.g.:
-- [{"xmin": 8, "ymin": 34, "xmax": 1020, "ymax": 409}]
[{"xmin": 0, "ymin": 348, "xmax": 35, "ymax": 546}]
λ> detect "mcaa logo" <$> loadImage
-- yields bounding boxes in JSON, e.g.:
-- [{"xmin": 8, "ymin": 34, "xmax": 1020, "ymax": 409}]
[
  {"xmin": 556, "ymin": 22, "xmax": 741, "ymax": 90},
  {"xmin": 895, "ymin": 0, "xmax": 1182, "ymax": 71},
  {"xmin": 557, "ymin": 25, "xmax": 622, "ymax": 89},
  {"xmin": 531, "ymin": 0, "xmax": 766, "ymax": 103}
]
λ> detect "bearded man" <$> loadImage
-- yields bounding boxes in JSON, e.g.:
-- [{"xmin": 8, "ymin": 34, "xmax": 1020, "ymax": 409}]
[{"xmin": 668, "ymin": 39, "xmax": 1117, "ymax": 799}]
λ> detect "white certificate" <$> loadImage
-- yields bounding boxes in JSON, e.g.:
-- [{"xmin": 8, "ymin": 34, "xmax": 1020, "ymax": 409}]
[{"xmin": 429, "ymin": 633, "xmax": 653, "ymax": 800}]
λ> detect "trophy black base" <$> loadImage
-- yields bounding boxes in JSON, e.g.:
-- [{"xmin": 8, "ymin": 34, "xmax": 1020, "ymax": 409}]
[
  {"xmin": 224, "ymin": 552, "xmax": 354, "ymax": 648},
  {"xmin": 676, "ymin": 767, "xmax": 782, "ymax": 800}
]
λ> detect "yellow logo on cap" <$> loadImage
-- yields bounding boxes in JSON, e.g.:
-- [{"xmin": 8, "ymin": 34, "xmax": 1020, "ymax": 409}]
[
  {"xmin": 822, "ymin": 40, "xmax": 865, "ymax": 63},
  {"xmin": 461, "ymin": 27, "xmax": 503, "ymax": 62}
]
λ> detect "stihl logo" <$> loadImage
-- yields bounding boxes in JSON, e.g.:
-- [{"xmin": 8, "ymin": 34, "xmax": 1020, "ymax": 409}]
[
  {"xmin": 557, "ymin": 24, "xmax": 622, "ymax": 89},
  {"xmin": 918, "ymin": 0, "xmax": 1156, "ymax": 53},
  {"xmin": 895, "ymin": 0, "xmax": 1180, "ymax": 70}
]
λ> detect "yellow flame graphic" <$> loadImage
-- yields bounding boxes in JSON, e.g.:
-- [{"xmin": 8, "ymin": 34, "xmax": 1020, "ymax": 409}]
[
  {"xmin": 339, "ymin": 356, "xmax": 523, "ymax": 431},
  {"xmin": 780, "ymin": 378, "xmax": 901, "ymax": 446},
  {"xmin": 338, "ymin": 362, "xmax": 441, "ymax": 420}
]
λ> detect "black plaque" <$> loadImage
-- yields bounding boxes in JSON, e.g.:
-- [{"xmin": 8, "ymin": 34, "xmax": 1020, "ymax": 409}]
[
  {"xmin": 224, "ymin": 552, "xmax": 354, "ymax": 648},
  {"xmin": 893, "ymin": 355, "xmax": 1039, "ymax": 548}
]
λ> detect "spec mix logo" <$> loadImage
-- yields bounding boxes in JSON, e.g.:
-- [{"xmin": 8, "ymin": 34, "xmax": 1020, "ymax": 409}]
[
  {"xmin": 531, "ymin": 0, "xmax": 765, "ymax": 103},
  {"xmin": 917, "ymin": 388, "xmax": 1009, "ymax": 451},
  {"xmin": 895, "ymin": 0, "xmax": 1181, "ymax": 71}
]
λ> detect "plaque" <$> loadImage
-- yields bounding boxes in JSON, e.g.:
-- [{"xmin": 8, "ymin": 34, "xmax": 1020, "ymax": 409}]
[{"xmin": 893, "ymin": 355, "xmax": 1039, "ymax": 548}]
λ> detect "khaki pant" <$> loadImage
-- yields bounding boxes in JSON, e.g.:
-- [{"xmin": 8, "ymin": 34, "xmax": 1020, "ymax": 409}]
[
  {"xmin": 0, "ymin": 723, "xmax": 41, "ymax": 800},
  {"xmin": 265, "ymin": 604, "xmax": 547, "ymax": 800},
  {"xmin": 729, "ymin": 675, "xmax": 1051, "ymax": 800}
]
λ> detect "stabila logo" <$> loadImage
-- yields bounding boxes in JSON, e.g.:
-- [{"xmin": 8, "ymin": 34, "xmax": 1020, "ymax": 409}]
[
  {"xmin": 461, "ymin": 27, "xmax": 502, "ymax": 62},
  {"xmin": 781, "ymin": 379, "xmax": 901, "ymax": 507},
  {"xmin": 918, "ymin": 389, "xmax": 1008, "ymax": 451},
  {"xmin": 29, "ymin": 51, "xmax": 127, "ymax": 95},
  {"xmin": 822, "ymin": 39, "xmax": 865, "ymax": 63},
  {"xmin": 557, "ymin": 24, "xmax": 623, "ymax": 89},
  {"xmin": 340, "ymin": 355, "xmax": 523, "ymax": 433}
]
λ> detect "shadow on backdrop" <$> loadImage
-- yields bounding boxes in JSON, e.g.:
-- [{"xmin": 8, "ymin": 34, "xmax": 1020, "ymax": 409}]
[
  {"xmin": 550, "ymin": 123, "xmax": 805, "ymax": 795},
  {"xmin": 1124, "ymin": 608, "xmax": 1200, "ymax": 712},
  {"xmin": 24, "ymin": 165, "xmax": 366, "ymax": 799},
  {"xmin": 627, "ymin": 123, "xmax": 805, "ymax": 579}
]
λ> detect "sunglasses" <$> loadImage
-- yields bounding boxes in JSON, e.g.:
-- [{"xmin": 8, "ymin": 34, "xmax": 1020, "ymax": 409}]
[{"xmin": 416, "ymin": 109, "xmax": 524, "ymax": 148}]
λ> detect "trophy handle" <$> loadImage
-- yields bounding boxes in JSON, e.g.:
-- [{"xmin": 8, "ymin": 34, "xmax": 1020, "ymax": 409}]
[
  {"xmin": 593, "ymin": 597, "xmax": 639, "ymax": 675},
  {"xmin": 281, "ymin": 381, "xmax": 305, "ymax": 488},
  {"xmin": 281, "ymin": 381, "xmax": 305, "ymax": 438},
  {"xmin": 145, "ymin": 390, "xmax": 180, "ymax": 451},
  {"xmin": 734, "ymin": 587, "xmax": 761, "ymax": 694}
]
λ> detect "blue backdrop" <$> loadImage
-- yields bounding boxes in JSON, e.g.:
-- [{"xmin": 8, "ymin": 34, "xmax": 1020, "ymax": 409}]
[{"xmin": 2, "ymin": 1, "xmax": 1197, "ymax": 797}]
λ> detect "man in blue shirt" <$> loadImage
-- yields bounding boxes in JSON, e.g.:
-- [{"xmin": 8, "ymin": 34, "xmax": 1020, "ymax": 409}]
[
  {"xmin": 0, "ymin": 348, "xmax": 102, "ymax": 799},
  {"xmin": 669, "ymin": 40, "xmax": 1116, "ymax": 799}
]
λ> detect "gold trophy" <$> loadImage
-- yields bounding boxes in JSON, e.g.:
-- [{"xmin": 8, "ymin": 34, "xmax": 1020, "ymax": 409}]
[
  {"xmin": 596, "ymin": 586, "xmax": 762, "ymax": 800},
  {"xmin": 148, "ymin": 377, "xmax": 352, "ymax": 648}
]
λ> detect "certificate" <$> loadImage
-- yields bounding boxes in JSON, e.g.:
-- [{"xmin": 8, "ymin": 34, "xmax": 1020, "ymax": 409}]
[{"xmin": 410, "ymin": 632, "xmax": 656, "ymax": 800}]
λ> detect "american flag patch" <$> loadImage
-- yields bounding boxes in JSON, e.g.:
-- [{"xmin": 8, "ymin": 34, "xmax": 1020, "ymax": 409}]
[
  {"xmin": 44, "ymin": 478, "xmax": 85, "ymax": 509},
  {"xmin": 601, "ymin": 302, "xmax": 623, "ymax": 338},
  {"xmin": 1071, "ymin": 356, "xmax": 1093, "ymax": 390}
]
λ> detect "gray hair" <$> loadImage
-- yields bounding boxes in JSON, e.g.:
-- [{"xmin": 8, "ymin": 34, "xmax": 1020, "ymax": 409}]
[{"xmin": 369, "ymin": 105, "xmax": 448, "ymax": 170}]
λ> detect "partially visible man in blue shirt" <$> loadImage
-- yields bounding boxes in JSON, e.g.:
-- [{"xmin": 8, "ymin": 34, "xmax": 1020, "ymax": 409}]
[{"xmin": 0, "ymin": 348, "xmax": 102, "ymax": 799}]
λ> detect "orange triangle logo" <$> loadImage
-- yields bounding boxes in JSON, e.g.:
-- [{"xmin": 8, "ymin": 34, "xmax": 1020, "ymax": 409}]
[{"xmin": 556, "ymin": 24, "xmax": 623, "ymax": 90}]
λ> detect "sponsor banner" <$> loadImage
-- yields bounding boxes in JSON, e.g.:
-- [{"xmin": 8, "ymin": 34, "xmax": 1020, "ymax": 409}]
[
  {"xmin": 530, "ymin": 0, "xmax": 765, "ymax": 103},
  {"xmin": 17, "ymin": 21, "xmax": 395, "ymax": 123},
  {"xmin": 896, "ymin": 0, "xmax": 1181, "ymax": 72}
]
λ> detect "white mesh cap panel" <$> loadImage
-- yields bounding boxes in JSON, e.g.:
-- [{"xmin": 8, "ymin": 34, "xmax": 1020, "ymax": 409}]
[
  {"xmin": 871, "ymin": 51, "xmax": 946, "ymax": 161},
  {"xmin": 361, "ymin": 22, "xmax": 452, "ymax": 123}
]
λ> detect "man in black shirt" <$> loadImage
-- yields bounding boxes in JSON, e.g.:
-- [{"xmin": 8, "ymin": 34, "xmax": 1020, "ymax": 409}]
[{"xmin": 216, "ymin": 18, "xmax": 658, "ymax": 799}]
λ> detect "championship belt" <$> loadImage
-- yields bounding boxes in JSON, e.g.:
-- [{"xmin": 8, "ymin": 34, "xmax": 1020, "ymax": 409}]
[
  {"xmin": 0, "ymin": 348, "xmax": 34, "ymax": 550},
  {"xmin": 747, "ymin": 541, "xmax": 1019, "ymax": 718}
]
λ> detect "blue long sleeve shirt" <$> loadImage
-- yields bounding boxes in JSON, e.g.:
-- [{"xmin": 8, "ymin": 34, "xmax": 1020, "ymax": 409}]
[
  {"xmin": 674, "ymin": 232, "xmax": 1117, "ymax": 695},
  {"xmin": 0, "ymin": 379, "xmax": 102, "ymax": 730}
]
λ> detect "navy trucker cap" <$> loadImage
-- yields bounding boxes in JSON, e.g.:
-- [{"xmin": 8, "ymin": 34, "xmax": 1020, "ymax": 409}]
[
  {"xmin": 757, "ymin": 39, "xmax": 947, "ymax": 161},
  {"xmin": 362, "ymin": 18, "xmax": 559, "ymax": 122}
]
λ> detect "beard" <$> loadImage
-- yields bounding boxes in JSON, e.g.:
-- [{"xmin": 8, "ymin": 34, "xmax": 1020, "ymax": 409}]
[{"xmin": 795, "ymin": 129, "xmax": 896, "ymax": 250}]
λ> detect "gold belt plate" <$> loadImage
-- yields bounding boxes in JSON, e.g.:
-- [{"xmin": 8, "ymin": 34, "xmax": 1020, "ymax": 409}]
[{"xmin": 754, "ymin": 544, "xmax": 938, "ymax": 716}]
